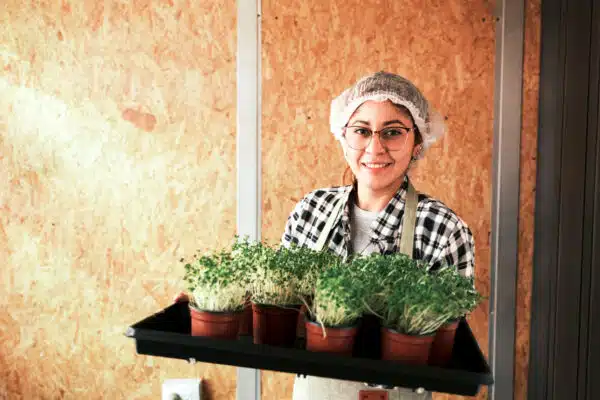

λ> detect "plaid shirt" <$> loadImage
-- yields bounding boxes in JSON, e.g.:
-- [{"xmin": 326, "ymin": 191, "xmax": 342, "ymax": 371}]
[{"xmin": 281, "ymin": 176, "xmax": 475, "ymax": 277}]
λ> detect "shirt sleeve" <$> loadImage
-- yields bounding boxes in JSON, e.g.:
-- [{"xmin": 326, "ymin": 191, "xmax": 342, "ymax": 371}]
[
  {"xmin": 280, "ymin": 197, "xmax": 306, "ymax": 247},
  {"xmin": 432, "ymin": 221, "xmax": 476, "ymax": 277}
]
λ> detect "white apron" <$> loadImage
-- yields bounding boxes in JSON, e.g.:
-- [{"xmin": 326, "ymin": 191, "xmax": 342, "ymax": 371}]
[{"xmin": 292, "ymin": 183, "xmax": 433, "ymax": 400}]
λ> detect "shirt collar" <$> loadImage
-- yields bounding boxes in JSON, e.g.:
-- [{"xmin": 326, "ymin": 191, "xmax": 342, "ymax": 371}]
[{"xmin": 343, "ymin": 175, "xmax": 411, "ymax": 243}]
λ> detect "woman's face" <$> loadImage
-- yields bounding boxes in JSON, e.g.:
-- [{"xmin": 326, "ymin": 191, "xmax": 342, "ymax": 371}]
[{"xmin": 342, "ymin": 100, "xmax": 420, "ymax": 195}]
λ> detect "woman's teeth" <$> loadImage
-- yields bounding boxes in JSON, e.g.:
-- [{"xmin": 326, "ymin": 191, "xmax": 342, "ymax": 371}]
[{"xmin": 363, "ymin": 163, "xmax": 390, "ymax": 169}]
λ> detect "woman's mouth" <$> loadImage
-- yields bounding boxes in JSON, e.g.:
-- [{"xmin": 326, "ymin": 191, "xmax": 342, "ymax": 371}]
[{"xmin": 362, "ymin": 162, "xmax": 392, "ymax": 170}]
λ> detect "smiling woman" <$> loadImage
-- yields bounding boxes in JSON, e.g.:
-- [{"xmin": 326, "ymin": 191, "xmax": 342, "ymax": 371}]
[
  {"xmin": 341, "ymin": 100, "xmax": 419, "ymax": 212},
  {"xmin": 282, "ymin": 71, "xmax": 476, "ymax": 400}
]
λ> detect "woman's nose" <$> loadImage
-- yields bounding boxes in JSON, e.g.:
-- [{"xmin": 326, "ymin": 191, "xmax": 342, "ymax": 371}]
[{"xmin": 365, "ymin": 132, "xmax": 386, "ymax": 154}]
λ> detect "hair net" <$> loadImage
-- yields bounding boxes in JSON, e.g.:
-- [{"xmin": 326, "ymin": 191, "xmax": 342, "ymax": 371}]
[{"xmin": 329, "ymin": 71, "xmax": 446, "ymax": 156}]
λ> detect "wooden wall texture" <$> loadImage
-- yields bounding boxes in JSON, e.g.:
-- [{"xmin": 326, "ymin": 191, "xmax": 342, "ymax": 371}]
[
  {"xmin": 0, "ymin": 1, "xmax": 238, "ymax": 399},
  {"xmin": 515, "ymin": 0, "xmax": 541, "ymax": 398},
  {"xmin": 0, "ymin": 0, "xmax": 540, "ymax": 398}
]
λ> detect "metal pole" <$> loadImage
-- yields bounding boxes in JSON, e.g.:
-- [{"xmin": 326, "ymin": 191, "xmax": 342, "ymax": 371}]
[
  {"xmin": 236, "ymin": 0, "xmax": 262, "ymax": 399},
  {"xmin": 489, "ymin": 0, "xmax": 525, "ymax": 398}
]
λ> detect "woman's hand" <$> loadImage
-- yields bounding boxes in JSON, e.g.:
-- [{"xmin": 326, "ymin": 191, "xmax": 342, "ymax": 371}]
[{"xmin": 173, "ymin": 292, "xmax": 190, "ymax": 303}]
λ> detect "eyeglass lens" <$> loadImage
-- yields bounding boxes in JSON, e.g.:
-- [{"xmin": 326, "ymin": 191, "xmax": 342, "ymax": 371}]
[{"xmin": 344, "ymin": 126, "xmax": 410, "ymax": 151}]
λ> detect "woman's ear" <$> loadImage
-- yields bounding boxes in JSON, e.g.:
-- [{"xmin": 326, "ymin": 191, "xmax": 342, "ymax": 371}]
[{"xmin": 412, "ymin": 145, "xmax": 423, "ymax": 160}]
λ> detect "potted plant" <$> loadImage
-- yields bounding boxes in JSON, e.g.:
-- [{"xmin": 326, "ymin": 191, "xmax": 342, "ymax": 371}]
[
  {"xmin": 289, "ymin": 244, "xmax": 340, "ymax": 306},
  {"xmin": 345, "ymin": 253, "xmax": 427, "ymax": 359},
  {"xmin": 183, "ymin": 248, "xmax": 249, "ymax": 340},
  {"xmin": 284, "ymin": 245, "xmax": 341, "ymax": 337},
  {"xmin": 350, "ymin": 253, "xmax": 423, "ymax": 316},
  {"xmin": 238, "ymin": 240, "xmax": 303, "ymax": 347},
  {"xmin": 379, "ymin": 267, "xmax": 451, "ymax": 365},
  {"xmin": 427, "ymin": 267, "xmax": 483, "ymax": 366},
  {"xmin": 301, "ymin": 259, "xmax": 364, "ymax": 355}
]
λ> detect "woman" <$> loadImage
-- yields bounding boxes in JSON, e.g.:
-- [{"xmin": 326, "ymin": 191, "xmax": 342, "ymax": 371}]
[{"xmin": 285, "ymin": 71, "xmax": 475, "ymax": 400}]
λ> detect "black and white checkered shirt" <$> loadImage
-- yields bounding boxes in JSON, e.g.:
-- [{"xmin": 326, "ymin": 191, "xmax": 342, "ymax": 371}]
[{"xmin": 281, "ymin": 176, "xmax": 475, "ymax": 277}]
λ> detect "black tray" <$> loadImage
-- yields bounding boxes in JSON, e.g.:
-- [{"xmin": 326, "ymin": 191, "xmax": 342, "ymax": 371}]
[{"xmin": 126, "ymin": 302, "xmax": 493, "ymax": 396}]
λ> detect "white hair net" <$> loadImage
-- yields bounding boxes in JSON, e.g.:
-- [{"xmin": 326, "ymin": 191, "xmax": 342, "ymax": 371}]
[{"xmin": 329, "ymin": 71, "xmax": 447, "ymax": 156}]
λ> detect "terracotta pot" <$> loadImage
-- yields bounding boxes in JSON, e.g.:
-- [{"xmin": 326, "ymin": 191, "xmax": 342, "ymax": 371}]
[
  {"xmin": 252, "ymin": 303, "xmax": 300, "ymax": 347},
  {"xmin": 381, "ymin": 327, "xmax": 435, "ymax": 365},
  {"xmin": 305, "ymin": 320, "xmax": 358, "ymax": 355},
  {"xmin": 296, "ymin": 305, "xmax": 308, "ymax": 338},
  {"xmin": 428, "ymin": 320, "xmax": 459, "ymax": 366},
  {"xmin": 238, "ymin": 302, "xmax": 253, "ymax": 336},
  {"xmin": 189, "ymin": 306, "xmax": 241, "ymax": 340}
]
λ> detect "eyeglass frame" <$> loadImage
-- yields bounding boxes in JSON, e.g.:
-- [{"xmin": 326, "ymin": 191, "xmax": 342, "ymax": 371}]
[{"xmin": 341, "ymin": 124, "xmax": 415, "ymax": 151}]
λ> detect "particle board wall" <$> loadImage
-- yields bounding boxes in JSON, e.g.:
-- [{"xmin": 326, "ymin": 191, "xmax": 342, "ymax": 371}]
[
  {"xmin": 260, "ymin": 0, "xmax": 496, "ymax": 399},
  {"xmin": 514, "ymin": 0, "xmax": 541, "ymax": 398},
  {"xmin": 0, "ymin": 1, "xmax": 237, "ymax": 399}
]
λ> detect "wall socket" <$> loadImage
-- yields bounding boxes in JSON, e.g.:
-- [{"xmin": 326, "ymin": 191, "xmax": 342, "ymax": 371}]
[{"xmin": 162, "ymin": 378, "xmax": 202, "ymax": 400}]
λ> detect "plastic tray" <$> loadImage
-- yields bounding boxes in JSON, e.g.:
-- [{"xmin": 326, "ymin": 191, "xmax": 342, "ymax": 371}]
[{"xmin": 126, "ymin": 302, "xmax": 493, "ymax": 396}]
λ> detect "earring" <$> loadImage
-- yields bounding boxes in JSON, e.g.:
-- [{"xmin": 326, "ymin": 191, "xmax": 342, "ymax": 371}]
[{"xmin": 412, "ymin": 145, "xmax": 423, "ymax": 161}]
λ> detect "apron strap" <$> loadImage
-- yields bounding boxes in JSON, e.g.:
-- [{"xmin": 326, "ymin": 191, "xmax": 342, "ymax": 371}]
[
  {"xmin": 314, "ymin": 198, "xmax": 345, "ymax": 251},
  {"xmin": 398, "ymin": 182, "xmax": 418, "ymax": 257},
  {"xmin": 314, "ymin": 183, "xmax": 418, "ymax": 255}
]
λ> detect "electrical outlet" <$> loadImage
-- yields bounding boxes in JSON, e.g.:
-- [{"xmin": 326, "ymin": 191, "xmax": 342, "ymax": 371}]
[{"xmin": 162, "ymin": 378, "xmax": 202, "ymax": 400}]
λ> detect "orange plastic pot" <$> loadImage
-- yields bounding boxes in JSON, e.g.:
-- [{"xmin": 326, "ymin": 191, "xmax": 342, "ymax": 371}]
[
  {"xmin": 189, "ymin": 306, "xmax": 242, "ymax": 340},
  {"xmin": 252, "ymin": 303, "xmax": 300, "ymax": 347},
  {"xmin": 428, "ymin": 320, "xmax": 459, "ymax": 366},
  {"xmin": 305, "ymin": 320, "xmax": 358, "ymax": 356},
  {"xmin": 381, "ymin": 327, "xmax": 435, "ymax": 365}
]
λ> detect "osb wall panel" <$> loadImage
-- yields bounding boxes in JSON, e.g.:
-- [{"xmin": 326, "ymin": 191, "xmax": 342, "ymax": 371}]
[
  {"xmin": 261, "ymin": 0, "xmax": 496, "ymax": 399},
  {"xmin": 515, "ymin": 0, "xmax": 541, "ymax": 398},
  {"xmin": 0, "ymin": 1, "xmax": 237, "ymax": 399}
]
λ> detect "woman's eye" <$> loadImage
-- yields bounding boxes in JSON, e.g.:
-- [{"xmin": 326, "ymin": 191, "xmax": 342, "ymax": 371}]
[
  {"xmin": 382, "ymin": 129, "xmax": 404, "ymax": 138},
  {"xmin": 354, "ymin": 128, "xmax": 371, "ymax": 136}
]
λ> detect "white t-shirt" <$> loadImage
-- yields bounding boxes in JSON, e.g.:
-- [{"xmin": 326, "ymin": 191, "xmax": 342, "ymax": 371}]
[{"xmin": 350, "ymin": 203, "xmax": 379, "ymax": 255}]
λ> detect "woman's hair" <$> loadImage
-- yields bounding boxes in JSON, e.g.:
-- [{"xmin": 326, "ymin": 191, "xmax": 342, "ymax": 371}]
[
  {"xmin": 342, "ymin": 166, "xmax": 356, "ymax": 186},
  {"xmin": 394, "ymin": 103, "xmax": 422, "ymax": 145}
]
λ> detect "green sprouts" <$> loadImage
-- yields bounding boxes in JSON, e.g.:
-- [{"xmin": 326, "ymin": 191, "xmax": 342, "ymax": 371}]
[
  {"xmin": 183, "ymin": 249, "xmax": 249, "ymax": 312},
  {"xmin": 179, "ymin": 236, "xmax": 483, "ymax": 333},
  {"xmin": 233, "ymin": 238, "xmax": 340, "ymax": 307},
  {"xmin": 304, "ymin": 260, "xmax": 365, "ymax": 329},
  {"xmin": 381, "ymin": 265, "xmax": 483, "ymax": 336}
]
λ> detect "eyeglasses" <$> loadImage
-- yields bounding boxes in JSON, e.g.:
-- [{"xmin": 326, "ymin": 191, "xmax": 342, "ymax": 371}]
[{"xmin": 343, "ymin": 125, "xmax": 412, "ymax": 151}]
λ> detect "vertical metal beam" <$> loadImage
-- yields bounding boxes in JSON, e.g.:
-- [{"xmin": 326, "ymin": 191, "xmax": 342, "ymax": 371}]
[
  {"xmin": 489, "ymin": 0, "xmax": 525, "ymax": 399},
  {"xmin": 527, "ymin": 0, "xmax": 564, "ymax": 398},
  {"xmin": 236, "ymin": 1, "xmax": 261, "ymax": 399}
]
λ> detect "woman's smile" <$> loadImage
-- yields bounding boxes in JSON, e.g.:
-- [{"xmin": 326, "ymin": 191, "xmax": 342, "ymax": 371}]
[{"xmin": 361, "ymin": 161, "xmax": 393, "ymax": 171}]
